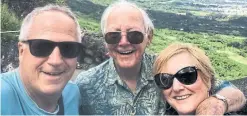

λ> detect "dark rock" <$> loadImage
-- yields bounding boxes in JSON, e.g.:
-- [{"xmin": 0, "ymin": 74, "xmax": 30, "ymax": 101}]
[
  {"xmin": 84, "ymin": 49, "xmax": 94, "ymax": 57},
  {"xmin": 83, "ymin": 57, "xmax": 93, "ymax": 64},
  {"xmin": 77, "ymin": 32, "xmax": 109, "ymax": 70},
  {"xmin": 1, "ymin": 38, "xmax": 19, "ymax": 73}
]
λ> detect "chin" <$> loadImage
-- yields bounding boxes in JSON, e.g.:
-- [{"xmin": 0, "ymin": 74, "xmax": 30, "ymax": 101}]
[
  {"xmin": 178, "ymin": 111, "xmax": 193, "ymax": 115},
  {"xmin": 176, "ymin": 107, "xmax": 195, "ymax": 115},
  {"xmin": 41, "ymin": 85, "xmax": 64, "ymax": 96},
  {"xmin": 118, "ymin": 63, "xmax": 135, "ymax": 69},
  {"xmin": 117, "ymin": 60, "xmax": 138, "ymax": 69}
]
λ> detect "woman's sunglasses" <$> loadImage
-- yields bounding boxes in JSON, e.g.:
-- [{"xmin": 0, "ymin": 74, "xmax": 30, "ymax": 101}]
[
  {"xmin": 22, "ymin": 39, "xmax": 82, "ymax": 58},
  {"xmin": 154, "ymin": 66, "xmax": 198, "ymax": 90},
  {"xmin": 104, "ymin": 31, "xmax": 144, "ymax": 44}
]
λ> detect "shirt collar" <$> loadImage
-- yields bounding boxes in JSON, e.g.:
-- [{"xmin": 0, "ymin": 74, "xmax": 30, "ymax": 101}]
[
  {"xmin": 140, "ymin": 53, "xmax": 156, "ymax": 81},
  {"xmin": 105, "ymin": 58, "xmax": 120, "ymax": 86}
]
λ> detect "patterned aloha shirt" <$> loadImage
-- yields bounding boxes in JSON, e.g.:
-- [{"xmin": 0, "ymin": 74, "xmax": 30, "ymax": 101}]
[{"xmin": 75, "ymin": 52, "xmax": 233, "ymax": 115}]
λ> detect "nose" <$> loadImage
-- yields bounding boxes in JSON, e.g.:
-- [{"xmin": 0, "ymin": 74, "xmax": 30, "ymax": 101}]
[
  {"xmin": 47, "ymin": 46, "xmax": 64, "ymax": 66},
  {"xmin": 118, "ymin": 32, "xmax": 130, "ymax": 46},
  {"xmin": 172, "ymin": 78, "xmax": 185, "ymax": 92}
]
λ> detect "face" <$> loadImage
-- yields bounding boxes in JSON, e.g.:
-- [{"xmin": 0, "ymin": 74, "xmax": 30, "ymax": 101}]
[
  {"xmin": 160, "ymin": 52, "xmax": 209, "ymax": 115},
  {"xmin": 18, "ymin": 11, "xmax": 78, "ymax": 96},
  {"xmin": 105, "ymin": 5, "xmax": 151, "ymax": 69}
]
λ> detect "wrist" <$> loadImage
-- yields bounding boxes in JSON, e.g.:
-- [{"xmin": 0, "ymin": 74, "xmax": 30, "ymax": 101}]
[{"xmin": 212, "ymin": 94, "xmax": 228, "ymax": 113}]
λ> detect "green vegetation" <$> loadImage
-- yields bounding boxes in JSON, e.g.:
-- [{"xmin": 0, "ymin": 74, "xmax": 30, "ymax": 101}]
[
  {"xmin": 90, "ymin": 0, "xmax": 114, "ymax": 6},
  {"xmin": 1, "ymin": 4, "xmax": 20, "ymax": 32},
  {"xmin": 1, "ymin": 4, "xmax": 20, "ymax": 41},
  {"xmin": 148, "ymin": 29, "xmax": 247, "ymax": 80},
  {"xmin": 76, "ymin": 13, "xmax": 100, "ymax": 33},
  {"xmin": 189, "ymin": 11, "xmax": 211, "ymax": 17},
  {"xmin": 1, "ymin": 0, "xmax": 66, "ymax": 40}
]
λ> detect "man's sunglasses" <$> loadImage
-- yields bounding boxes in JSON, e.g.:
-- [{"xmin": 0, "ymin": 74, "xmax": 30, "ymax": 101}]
[
  {"xmin": 22, "ymin": 39, "xmax": 81, "ymax": 58},
  {"xmin": 154, "ymin": 66, "xmax": 198, "ymax": 90},
  {"xmin": 104, "ymin": 31, "xmax": 144, "ymax": 44}
]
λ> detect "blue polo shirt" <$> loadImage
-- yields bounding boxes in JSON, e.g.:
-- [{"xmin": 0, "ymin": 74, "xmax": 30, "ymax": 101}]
[{"xmin": 1, "ymin": 69, "xmax": 81, "ymax": 115}]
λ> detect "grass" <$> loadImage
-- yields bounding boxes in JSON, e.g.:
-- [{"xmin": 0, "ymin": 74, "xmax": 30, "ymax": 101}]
[
  {"xmin": 90, "ymin": 0, "xmax": 114, "ymax": 6},
  {"xmin": 149, "ymin": 28, "xmax": 247, "ymax": 80},
  {"xmin": 76, "ymin": 13, "xmax": 100, "ymax": 33},
  {"xmin": 189, "ymin": 10, "xmax": 211, "ymax": 17},
  {"xmin": 217, "ymin": 50, "xmax": 247, "ymax": 65}
]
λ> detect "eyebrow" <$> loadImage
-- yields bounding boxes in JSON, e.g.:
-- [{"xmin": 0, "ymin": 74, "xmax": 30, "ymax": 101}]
[{"xmin": 108, "ymin": 25, "xmax": 143, "ymax": 31}]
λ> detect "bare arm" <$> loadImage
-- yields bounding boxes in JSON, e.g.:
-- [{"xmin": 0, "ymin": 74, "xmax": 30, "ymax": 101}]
[
  {"xmin": 218, "ymin": 87, "xmax": 246, "ymax": 112},
  {"xmin": 196, "ymin": 87, "xmax": 246, "ymax": 115}
]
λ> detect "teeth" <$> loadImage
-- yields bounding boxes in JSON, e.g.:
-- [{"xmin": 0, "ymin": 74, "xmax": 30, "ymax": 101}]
[
  {"xmin": 44, "ymin": 72, "xmax": 62, "ymax": 76},
  {"xmin": 119, "ymin": 50, "xmax": 133, "ymax": 54},
  {"xmin": 174, "ymin": 95, "xmax": 190, "ymax": 100}
]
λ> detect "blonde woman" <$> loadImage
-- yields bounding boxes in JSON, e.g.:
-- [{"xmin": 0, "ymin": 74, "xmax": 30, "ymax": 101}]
[{"xmin": 153, "ymin": 43, "xmax": 241, "ymax": 115}]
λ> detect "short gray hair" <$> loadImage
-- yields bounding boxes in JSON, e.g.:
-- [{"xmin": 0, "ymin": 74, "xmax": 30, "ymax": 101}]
[
  {"xmin": 100, "ymin": 0, "xmax": 154, "ymax": 35},
  {"xmin": 19, "ymin": 4, "xmax": 81, "ymax": 42}
]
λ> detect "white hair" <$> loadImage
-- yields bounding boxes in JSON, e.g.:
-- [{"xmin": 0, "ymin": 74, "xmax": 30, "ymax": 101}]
[
  {"xmin": 100, "ymin": 0, "xmax": 154, "ymax": 35},
  {"xmin": 18, "ymin": 4, "xmax": 81, "ymax": 42}
]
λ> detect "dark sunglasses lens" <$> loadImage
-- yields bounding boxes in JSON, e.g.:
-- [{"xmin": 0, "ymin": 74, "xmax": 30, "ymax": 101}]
[
  {"xmin": 154, "ymin": 74, "xmax": 173, "ymax": 89},
  {"xmin": 176, "ymin": 67, "xmax": 197, "ymax": 85},
  {"xmin": 127, "ymin": 31, "xmax": 144, "ymax": 44},
  {"xmin": 29, "ymin": 40, "xmax": 54, "ymax": 57},
  {"xmin": 59, "ymin": 42, "xmax": 81, "ymax": 58},
  {"xmin": 104, "ymin": 32, "xmax": 121, "ymax": 44}
]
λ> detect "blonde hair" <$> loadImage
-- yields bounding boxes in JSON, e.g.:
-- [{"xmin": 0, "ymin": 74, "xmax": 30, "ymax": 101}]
[{"xmin": 153, "ymin": 42, "xmax": 215, "ymax": 91}]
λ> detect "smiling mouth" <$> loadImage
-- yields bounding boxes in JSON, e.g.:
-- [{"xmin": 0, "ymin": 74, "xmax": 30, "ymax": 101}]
[
  {"xmin": 174, "ymin": 95, "xmax": 191, "ymax": 100},
  {"xmin": 42, "ymin": 71, "xmax": 64, "ymax": 76},
  {"xmin": 117, "ymin": 50, "xmax": 135, "ymax": 55}
]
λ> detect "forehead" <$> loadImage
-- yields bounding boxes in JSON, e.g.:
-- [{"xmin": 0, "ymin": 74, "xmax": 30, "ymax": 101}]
[
  {"xmin": 27, "ymin": 11, "xmax": 77, "ymax": 42},
  {"xmin": 106, "ymin": 5, "xmax": 145, "ymax": 31},
  {"xmin": 161, "ymin": 52, "xmax": 197, "ymax": 74}
]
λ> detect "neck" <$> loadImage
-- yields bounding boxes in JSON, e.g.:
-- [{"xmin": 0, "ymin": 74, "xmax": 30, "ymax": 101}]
[
  {"xmin": 29, "ymin": 92, "xmax": 59, "ymax": 112},
  {"xmin": 178, "ymin": 111, "xmax": 195, "ymax": 115},
  {"xmin": 115, "ymin": 62, "xmax": 142, "ymax": 92}
]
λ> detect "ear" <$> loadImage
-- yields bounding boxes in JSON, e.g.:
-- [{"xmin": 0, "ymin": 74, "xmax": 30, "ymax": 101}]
[
  {"xmin": 18, "ymin": 42, "xmax": 25, "ymax": 62},
  {"xmin": 147, "ymin": 30, "xmax": 153, "ymax": 46},
  {"xmin": 104, "ymin": 43, "xmax": 112, "ymax": 57},
  {"xmin": 104, "ymin": 42, "xmax": 108, "ymax": 48}
]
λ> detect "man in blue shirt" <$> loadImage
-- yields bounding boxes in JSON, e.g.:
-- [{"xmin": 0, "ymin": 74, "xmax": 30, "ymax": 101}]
[
  {"xmin": 1, "ymin": 4, "xmax": 82, "ymax": 115},
  {"xmin": 76, "ymin": 0, "xmax": 246, "ymax": 115}
]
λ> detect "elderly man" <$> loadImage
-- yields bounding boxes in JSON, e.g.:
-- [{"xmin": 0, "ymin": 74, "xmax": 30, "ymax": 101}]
[
  {"xmin": 1, "ymin": 5, "xmax": 82, "ymax": 115},
  {"xmin": 76, "ymin": 0, "xmax": 246, "ymax": 115}
]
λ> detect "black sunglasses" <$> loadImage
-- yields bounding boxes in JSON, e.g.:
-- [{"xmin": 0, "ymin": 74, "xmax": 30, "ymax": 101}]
[
  {"xmin": 22, "ymin": 39, "xmax": 81, "ymax": 58},
  {"xmin": 104, "ymin": 31, "xmax": 144, "ymax": 44},
  {"xmin": 154, "ymin": 66, "xmax": 198, "ymax": 90}
]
